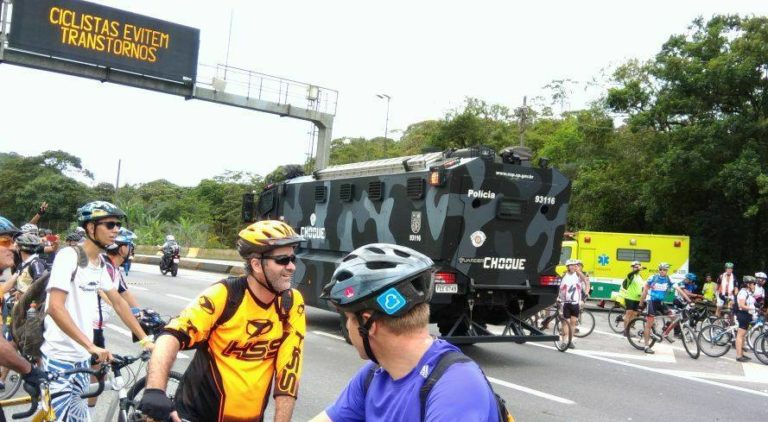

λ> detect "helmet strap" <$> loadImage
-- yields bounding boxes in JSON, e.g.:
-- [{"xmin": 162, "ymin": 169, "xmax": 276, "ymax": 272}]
[
  {"xmin": 257, "ymin": 257, "xmax": 280, "ymax": 295},
  {"xmin": 84, "ymin": 222, "xmax": 109, "ymax": 250},
  {"xmin": 356, "ymin": 312, "xmax": 381, "ymax": 365}
]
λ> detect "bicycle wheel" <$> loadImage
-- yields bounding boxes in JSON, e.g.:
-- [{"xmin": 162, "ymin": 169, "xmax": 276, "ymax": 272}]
[
  {"xmin": 697, "ymin": 324, "xmax": 732, "ymax": 358},
  {"xmin": 607, "ymin": 306, "xmax": 625, "ymax": 333},
  {"xmin": 626, "ymin": 317, "xmax": 655, "ymax": 350},
  {"xmin": 574, "ymin": 309, "xmax": 595, "ymax": 338},
  {"xmin": 553, "ymin": 318, "xmax": 570, "ymax": 352},
  {"xmin": 680, "ymin": 325, "xmax": 700, "ymax": 359},
  {"xmin": 754, "ymin": 332, "xmax": 768, "ymax": 365},
  {"xmin": 122, "ymin": 371, "xmax": 184, "ymax": 422},
  {"xmin": 747, "ymin": 324, "xmax": 764, "ymax": 351},
  {"xmin": 0, "ymin": 368, "xmax": 23, "ymax": 400}
]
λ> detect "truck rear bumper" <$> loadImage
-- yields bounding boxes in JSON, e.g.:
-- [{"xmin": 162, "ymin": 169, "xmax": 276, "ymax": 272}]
[{"xmin": 440, "ymin": 313, "xmax": 557, "ymax": 344}]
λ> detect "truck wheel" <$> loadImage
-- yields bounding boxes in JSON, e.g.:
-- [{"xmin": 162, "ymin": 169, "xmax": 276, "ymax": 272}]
[{"xmin": 339, "ymin": 313, "xmax": 352, "ymax": 344}]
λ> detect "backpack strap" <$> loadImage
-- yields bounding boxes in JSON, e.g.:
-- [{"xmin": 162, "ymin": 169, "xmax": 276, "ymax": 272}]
[
  {"xmin": 213, "ymin": 276, "xmax": 247, "ymax": 329},
  {"xmin": 362, "ymin": 363, "xmax": 378, "ymax": 395},
  {"xmin": 419, "ymin": 351, "xmax": 471, "ymax": 421}
]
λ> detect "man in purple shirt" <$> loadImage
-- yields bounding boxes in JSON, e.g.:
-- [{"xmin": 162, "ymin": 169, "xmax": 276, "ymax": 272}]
[{"xmin": 309, "ymin": 244, "xmax": 501, "ymax": 422}]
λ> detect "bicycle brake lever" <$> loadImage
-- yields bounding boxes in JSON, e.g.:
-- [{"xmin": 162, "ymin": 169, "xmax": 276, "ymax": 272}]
[{"xmin": 11, "ymin": 398, "xmax": 39, "ymax": 419}]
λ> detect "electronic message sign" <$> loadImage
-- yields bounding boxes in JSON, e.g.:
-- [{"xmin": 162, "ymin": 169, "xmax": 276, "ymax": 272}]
[{"xmin": 8, "ymin": 0, "xmax": 199, "ymax": 83}]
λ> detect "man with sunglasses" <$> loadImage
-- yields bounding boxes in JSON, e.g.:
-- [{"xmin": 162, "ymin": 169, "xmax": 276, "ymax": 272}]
[
  {"xmin": 141, "ymin": 220, "xmax": 306, "ymax": 422},
  {"xmin": 43, "ymin": 202, "xmax": 151, "ymax": 421},
  {"xmin": 0, "ymin": 216, "xmax": 46, "ymax": 422}
]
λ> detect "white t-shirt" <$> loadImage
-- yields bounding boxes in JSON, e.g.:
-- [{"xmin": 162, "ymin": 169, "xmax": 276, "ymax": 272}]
[
  {"xmin": 42, "ymin": 247, "xmax": 114, "ymax": 362},
  {"xmin": 559, "ymin": 272, "xmax": 582, "ymax": 304},
  {"xmin": 736, "ymin": 288, "xmax": 753, "ymax": 312}
]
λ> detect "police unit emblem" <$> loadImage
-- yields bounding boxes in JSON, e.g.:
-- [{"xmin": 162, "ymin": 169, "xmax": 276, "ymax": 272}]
[
  {"xmin": 411, "ymin": 211, "xmax": 422, "ymax": 234},
  {"xmin": 471, "ymin": 231, "xmax": 486, "ymax": 247}
]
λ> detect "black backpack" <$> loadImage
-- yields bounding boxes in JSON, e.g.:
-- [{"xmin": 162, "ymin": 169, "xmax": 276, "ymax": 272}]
[
  {"xmin": 363, "ymin": 350, "xmax": 514, "ymax": 422},
  {"xmin": 208, "ymin": 276, "xmax": 294, "ymax": 333}
]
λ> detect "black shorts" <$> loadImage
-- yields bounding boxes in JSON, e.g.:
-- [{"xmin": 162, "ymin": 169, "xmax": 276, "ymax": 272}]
[
  {"xmin": 90, "ymin": 329, "xmax": 105, "ymax": 365},
  {"xmin": 736, "ymin": 311, "xmax": 752, "ymax": 330},
  {"xmin": 647, "ymin": 300, "xmax": 669, "ymax": 316},
  {"xmin": 625, "ymin": 299, "xmax": 640, "ymax": 311},
  {"xmin": 562, "ymin": 303, "xmax": 580, "ymax": 319}
]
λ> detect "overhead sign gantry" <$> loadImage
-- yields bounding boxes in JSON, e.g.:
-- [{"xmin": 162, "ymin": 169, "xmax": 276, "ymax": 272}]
[{"xmin": 0, "ymin": 0, "xmax": 336, "ymax": 169}]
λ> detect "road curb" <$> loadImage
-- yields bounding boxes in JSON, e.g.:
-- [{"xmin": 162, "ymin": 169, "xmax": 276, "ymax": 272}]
[{"xmin": 133, "ymin": 255, "xmax": 244, "ymax": 276}]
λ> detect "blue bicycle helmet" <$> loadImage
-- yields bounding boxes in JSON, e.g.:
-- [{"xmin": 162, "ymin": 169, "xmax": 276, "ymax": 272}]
[
  {"xmin": 76, "ymin": 201, "xmax": 126, "ymax": 224},
  {"xmin": 0, "ymin": 216, "xmax": 19, "ymax": 237},
  {"xmin": 685, "ymin": 273, "xmax": 697, "ymax": 282},
  {"xmin": 106, "ymin": 228, "xmax": 137, "ymax": 253}
]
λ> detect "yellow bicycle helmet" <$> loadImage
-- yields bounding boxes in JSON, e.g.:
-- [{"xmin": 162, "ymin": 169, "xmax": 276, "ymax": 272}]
[{"xmin": 237, "ymin": 220, "xmax": 304, "ymax": 257}]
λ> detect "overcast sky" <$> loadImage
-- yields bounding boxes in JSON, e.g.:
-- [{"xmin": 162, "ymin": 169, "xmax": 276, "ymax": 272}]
[{"xmin": 1, "ymin": 0, "xmax": 766, "ymax": 187}]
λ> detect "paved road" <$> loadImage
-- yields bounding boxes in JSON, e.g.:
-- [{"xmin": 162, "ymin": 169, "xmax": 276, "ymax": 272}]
[{"xmin": 70, "ymin": 264, "xmax": 768, "ymax": 421}]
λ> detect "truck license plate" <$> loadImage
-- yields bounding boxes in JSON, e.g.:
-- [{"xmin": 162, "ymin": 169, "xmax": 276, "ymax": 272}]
[{"xmin": 435, "ymin": 284, "xmax": 458, "ymax": 294}]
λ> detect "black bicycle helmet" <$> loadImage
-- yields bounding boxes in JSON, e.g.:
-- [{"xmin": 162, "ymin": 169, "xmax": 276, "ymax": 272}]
[{"xmin": 321, "ymin": 244, "xmax": 434, "ymax": 363}]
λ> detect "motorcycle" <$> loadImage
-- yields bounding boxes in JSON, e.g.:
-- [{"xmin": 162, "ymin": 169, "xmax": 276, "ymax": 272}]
[{"xmin": 159, "ymin": 244, "xmax": 180, "ymax": 277}]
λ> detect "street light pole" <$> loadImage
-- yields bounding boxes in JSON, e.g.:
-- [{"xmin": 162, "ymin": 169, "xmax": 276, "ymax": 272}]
[{"xmin": 376, "ymin": 94, "xmax": 391, "ymax": 139}]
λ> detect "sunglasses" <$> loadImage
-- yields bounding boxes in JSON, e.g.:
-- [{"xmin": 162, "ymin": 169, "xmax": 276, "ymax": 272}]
[
  {"xmin": 96, "ymin": 221, "xmax": 122, "ymax": 230},
  {"xmin": 0, "ymin": 237, "xmax": 14, "ymax": 248},
  {"xmin": 262, "ymin": 254, "xmax": 297, "ymax": 266}
]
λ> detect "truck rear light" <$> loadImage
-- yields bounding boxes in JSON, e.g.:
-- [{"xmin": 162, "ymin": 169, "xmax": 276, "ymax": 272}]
[
  {"xmin": 584, "ymin": 236, "xmax": 591, "ymax": 243},
  {"xmin": 674, "ymin": 240, "xmax": 681, "ymax": 247},
  {"xmin": 539, "ymin": 275, "xmax": 560, "ymax": 286},
  {"xmin": 434, "ymin": 272, "xmax": 456, "ymax": 284}
]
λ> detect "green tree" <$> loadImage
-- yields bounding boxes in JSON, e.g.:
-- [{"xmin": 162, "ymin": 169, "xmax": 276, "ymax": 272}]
[{"xmin": 604, "ymin": 14, "xmax": 768, "ymax": 270}]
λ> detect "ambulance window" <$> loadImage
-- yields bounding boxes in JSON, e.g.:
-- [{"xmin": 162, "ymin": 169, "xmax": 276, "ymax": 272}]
[
  {"xmin": 617, "ymin": 249, "xmax": 651, "ymax": 262},
  {"xmin": 559, "ymin": 246, "xmax": 572, "ymax": 265}
]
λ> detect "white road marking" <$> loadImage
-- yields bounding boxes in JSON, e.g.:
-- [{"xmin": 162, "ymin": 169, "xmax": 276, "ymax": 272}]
[
  {"xmin": 313, "ymin": 329, "xmax": 575, "ymax": 405},
  {"xmin": 528, "ymin": 342, "xmax": 768, "ymax": 398},
  {"xmin": 130, "ymin": 286, "xmax": 149, "ymax": 291},
  {"xmin": 167, "ymin": 294, "xmax": 194, "ymax": 302},
  {"xmin": 487, "ymin": 376, "xmax": 576, "ymax": 404},
  {"xmin": 106, "ymin": 323, "xmax": 132, "ymax": 337},
  {"xmin": 582, "ymin": 349, "xmax": 676, "ymax": 363},
  {"xmin": 312, "ymin": 330, "xmax": 345, "ymax": 341},
  {"xmin": 105, "ymin": 323, "xmax": 190, "ymax": 359}
]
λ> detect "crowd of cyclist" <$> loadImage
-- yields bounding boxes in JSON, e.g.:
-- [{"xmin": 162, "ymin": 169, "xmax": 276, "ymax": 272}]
[
  {"xmin": 592, "ymin": 259, "xmax": 766, "ymax": 361},
  {"xmin": 0, "ymin": 201, "xmax": 511, "ymax": 422}
]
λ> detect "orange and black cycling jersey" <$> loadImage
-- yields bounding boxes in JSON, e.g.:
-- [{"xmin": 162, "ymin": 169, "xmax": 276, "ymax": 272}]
[{"xmin": 161, "ymin": 276, "xmax": 306, "ymax": 422}]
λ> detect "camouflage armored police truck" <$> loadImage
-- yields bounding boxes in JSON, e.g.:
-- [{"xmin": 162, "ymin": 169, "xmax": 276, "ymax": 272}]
[{"xmin": 243, "ymin": 145, "xmax": 571, "ymax": 344}]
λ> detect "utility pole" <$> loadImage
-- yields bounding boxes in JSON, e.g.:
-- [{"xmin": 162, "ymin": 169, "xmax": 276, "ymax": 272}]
[
  {"xmin": 114, "ymin": 159, "xmax": 121, "ymax": 201},
  {"xmin": 517, "ymin": 96, "xmax": 527, "ymax": 147},
  {"xmin": 376, "ymin": 94, "xmax": 391, "ymax": 139}
]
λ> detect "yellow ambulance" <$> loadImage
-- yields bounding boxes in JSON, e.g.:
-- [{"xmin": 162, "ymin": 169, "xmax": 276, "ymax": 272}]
[{"xmin": 556, "ymin": 231, "xmax": 690, "ymax": 301}]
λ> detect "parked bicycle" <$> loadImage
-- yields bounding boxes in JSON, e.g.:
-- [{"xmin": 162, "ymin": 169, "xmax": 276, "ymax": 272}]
[{"xmin": 753, "ymin": 329, "xmax": 768, "ymax": 365}]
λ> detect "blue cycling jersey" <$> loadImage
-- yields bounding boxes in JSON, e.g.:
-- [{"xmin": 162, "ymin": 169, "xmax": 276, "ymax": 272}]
[{"xmin": 647, "ymin": 274, "xmax": 672, "ymax": 301}]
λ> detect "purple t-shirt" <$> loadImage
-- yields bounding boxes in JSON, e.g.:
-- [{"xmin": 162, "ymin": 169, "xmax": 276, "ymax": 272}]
[{"xmin": 326, "ymin": 340, "xmax": 498, "ymax": 422}]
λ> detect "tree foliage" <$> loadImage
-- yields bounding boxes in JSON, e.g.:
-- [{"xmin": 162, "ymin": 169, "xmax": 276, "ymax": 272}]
[{"xmin": 1, "ymin": 15, "xmax": 765, "ymax": 275}]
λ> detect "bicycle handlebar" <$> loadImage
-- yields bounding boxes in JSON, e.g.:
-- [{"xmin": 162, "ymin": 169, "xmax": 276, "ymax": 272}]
[{"xmin": 12, "ymin": 367, "xmax": 105, "ymax": 419}]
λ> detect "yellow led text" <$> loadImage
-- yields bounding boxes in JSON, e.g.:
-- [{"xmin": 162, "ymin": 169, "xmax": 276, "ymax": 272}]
[{"xmin": 48, "ymin": 6, "xmax": 171, "ymax": 63}]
